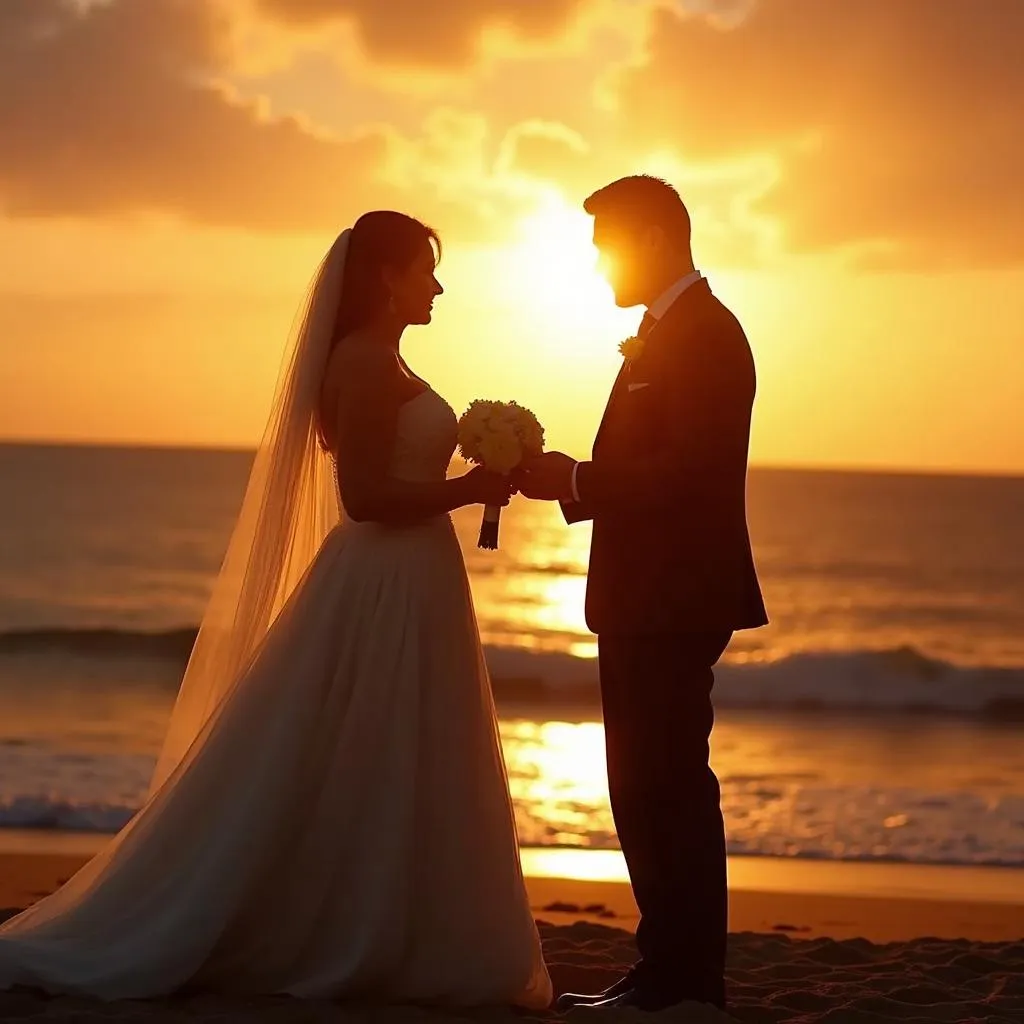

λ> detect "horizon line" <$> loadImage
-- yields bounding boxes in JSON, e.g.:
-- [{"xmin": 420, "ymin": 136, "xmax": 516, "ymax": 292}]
[{"xmin": 1, "ymin": 436, "xmax": 1021, "ymax": 483}]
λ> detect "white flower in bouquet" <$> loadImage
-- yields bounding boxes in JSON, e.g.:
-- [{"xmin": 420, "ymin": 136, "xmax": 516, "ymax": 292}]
[{"xmin": 457, "ymin": 400, "xmax": 545, "ymax": 548}]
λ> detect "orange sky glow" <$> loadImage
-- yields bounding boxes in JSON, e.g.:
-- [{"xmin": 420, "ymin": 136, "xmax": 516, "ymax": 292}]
[{"xmin": 1, "ymin": 0, "xmax": 1021, "ymax": 475}]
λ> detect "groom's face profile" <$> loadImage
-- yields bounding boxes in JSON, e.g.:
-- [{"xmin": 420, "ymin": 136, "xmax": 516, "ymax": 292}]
[{"xmin": 591, "ymin": 216, "xmax": 655, "ymax": 308}]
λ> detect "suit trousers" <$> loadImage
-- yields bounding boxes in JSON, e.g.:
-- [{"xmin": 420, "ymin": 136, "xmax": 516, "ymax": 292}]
[{"xmin": 597, "ymin": 629, "xmax": 733, "ymax": 1007}]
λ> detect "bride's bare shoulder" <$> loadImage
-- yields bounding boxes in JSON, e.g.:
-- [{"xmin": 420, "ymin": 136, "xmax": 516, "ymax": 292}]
[{"xmin": 326, "ymin": 335, "xmax": 400, "ymax": 391}]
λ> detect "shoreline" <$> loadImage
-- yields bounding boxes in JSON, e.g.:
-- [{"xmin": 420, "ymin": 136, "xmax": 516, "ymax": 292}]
[{"xmin": 4, "ymin": 840, "xmax": 1022, "ymax": 944}]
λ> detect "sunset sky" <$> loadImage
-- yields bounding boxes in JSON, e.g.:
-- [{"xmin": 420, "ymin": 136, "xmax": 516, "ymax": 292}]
[{"xmin": 1, "ymin": 0, "xmax": 1022, "ymax": 474}]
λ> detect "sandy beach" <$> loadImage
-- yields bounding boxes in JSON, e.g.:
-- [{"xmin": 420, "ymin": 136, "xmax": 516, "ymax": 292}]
[{"xmin": 2, "ymin": 850, "xmax": 1022, "ymax": 1022}]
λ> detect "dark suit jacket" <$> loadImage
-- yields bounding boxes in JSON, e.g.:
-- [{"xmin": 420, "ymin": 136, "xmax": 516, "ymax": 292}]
[{"xmin": 564, "ymin": 279, "xmax": 768, "ymax": 636}]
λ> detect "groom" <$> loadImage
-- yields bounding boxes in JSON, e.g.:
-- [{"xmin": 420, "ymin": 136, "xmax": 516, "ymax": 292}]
[{"xmin": 518, "ymin": 175, "xmax": 767, "ymax": 1013}]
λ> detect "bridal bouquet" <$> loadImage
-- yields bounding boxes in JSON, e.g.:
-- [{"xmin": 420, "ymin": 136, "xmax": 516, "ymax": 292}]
[{"xmin": 457, "ymin": 400, "xmax": 545, "ymax": 549}]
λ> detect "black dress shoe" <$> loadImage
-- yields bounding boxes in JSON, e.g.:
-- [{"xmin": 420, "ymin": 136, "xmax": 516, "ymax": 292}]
[
  {"xmin": 574, "ymin": 987, "xmax": 725, "ymax": 1014},
  {"xmin": 553, "ymin": 973, "xmax": 633, "ymax": 1011}
]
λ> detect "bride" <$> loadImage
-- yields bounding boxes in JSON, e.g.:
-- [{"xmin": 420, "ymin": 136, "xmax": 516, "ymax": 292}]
[{"xmin": 0, "ymin": 212, "xmax": 552, "ymax": 1009}]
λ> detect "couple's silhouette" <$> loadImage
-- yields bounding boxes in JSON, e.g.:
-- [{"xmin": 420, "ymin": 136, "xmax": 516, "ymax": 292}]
[{"xmin": 0, "ymin": 176, "xmax": 765, "ymax": 1015}]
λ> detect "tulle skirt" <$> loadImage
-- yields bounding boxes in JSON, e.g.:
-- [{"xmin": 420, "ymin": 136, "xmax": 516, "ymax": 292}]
[{"xmin": 0, "ymin": 515, "xmax": 551, "ymax": 1008}]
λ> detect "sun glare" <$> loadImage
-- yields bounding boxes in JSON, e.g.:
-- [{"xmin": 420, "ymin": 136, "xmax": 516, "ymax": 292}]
[{"xmin": 506, "ymin": 199, "xmax": 618, "ymax": 331}]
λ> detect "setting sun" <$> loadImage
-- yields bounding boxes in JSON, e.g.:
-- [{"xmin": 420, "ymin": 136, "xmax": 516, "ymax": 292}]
[
  {"xmin": 463, "ymin": 195, "xmax": 640, "ymax": 379},
  {"xmin": 506, "ymin": 199, "xmax": 612, "ymax": 320}
]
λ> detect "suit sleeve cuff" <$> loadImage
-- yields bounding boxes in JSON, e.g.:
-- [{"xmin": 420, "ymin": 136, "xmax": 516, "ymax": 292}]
[{"xmin": 570, "ymin": 461, "xmax": 581, "ymax": 503}]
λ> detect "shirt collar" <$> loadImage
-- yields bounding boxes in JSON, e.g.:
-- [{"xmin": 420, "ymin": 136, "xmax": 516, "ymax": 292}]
[{"xmin": 647, "ymin": 269, "xmax": 703, "ymax": 321}]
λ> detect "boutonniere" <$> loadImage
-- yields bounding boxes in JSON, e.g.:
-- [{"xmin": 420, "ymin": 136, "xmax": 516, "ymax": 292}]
[{"xmin": 618, "ymin": 335, "xmax": 645, "ymax": 362}]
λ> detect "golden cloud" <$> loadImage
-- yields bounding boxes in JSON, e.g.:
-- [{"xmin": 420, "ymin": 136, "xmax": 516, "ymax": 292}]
[
  {"xmin": 0, "ymin": 0, "xmax": 391, "ymax": 230},
  {"xmin": 254, "ymin": 0, "xmax": 589, "ymax": 69},
  {"xmin": 615, "ymin": 0, "xmax": 1024, "ymax": 267},
  {"xmin": 0, "ymin": 0, "xmax": 594, "ymax": 243},
  {"xmin": 7, "ymin": 0, "xmax": 1019, "ymax": 270},
  {"xmin": 496, "ymin": 120, "xmax": 591, "ymax": 183},
  {"xmin": 376, "ymin": 110, "xmax": 581, "ymax": 243}
]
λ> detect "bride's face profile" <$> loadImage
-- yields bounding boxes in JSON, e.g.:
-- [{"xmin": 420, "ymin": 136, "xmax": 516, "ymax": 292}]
[{"xmin": 384, "ymin": 241, "xmax": 443, "ymax": 326}]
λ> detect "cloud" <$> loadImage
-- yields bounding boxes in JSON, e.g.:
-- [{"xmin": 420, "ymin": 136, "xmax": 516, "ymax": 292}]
[
  {"xmin": 254, "ymin": 0, "xmax": 588, "ymax": 69},
  {"xmin": 376, "ymin": 110, "xmax": 579, "ymax": 244},
  {"xmin": 496, "ymin": 120, "xmax": 591, "ymax": 183},
  {"xmin": 8, "ymin": 0, "xmax": 1017, "ymax": 270},
  {"xmin": 615, "ymin": 0, "xmax": 1024, "ymax": 268},
  {"xmin": 0, "ymin": 0, "xmax": 594, "ymax": 242},
  {"xmin": 0, "ymin": 0, "xmax": 395, "ymax": 230}
]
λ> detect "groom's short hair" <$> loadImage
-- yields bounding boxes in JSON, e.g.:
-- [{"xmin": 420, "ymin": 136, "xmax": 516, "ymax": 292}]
[{"xmin": 584, "ymin": 175, "xmax": 691, "ymax": 250}]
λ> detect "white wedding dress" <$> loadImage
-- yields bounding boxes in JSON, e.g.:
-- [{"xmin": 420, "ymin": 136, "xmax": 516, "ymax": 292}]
[{"xmin": 0, "ymin": 387, "xmax": 552, "ymax": 1009}]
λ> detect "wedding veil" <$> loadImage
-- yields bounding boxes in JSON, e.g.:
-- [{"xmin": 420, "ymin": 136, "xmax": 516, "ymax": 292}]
[{"xmin": 148, "ymin": 229, "xmax": 351, "ymax": 795}]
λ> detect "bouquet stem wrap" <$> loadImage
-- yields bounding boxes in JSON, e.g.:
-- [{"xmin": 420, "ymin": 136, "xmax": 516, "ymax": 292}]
[
  {"xmin": 479, "ymin": 503, "xmax": 501, "ymax": 549},
  {"xmin": 457, "ymin": 400, "xmax": 545, "ymax": 551}
]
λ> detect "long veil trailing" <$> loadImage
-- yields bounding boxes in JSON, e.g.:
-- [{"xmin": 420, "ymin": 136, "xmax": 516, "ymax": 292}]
[
  {"xmin": 0, "ymin": 227, "xmax": 354, "ymax": 950},
  {"xmin": 149, "ymin": 229, "xmax": 351, "ymax": 795}
]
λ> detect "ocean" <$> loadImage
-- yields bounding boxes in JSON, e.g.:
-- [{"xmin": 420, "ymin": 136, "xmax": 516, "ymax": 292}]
[{"xmin": 0, "ymin": 443, "xmax": 1022, "ymax": 872}]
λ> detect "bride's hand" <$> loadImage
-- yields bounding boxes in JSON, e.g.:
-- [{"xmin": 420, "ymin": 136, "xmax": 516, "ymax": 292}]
[{"xmin": 462, "ymin": 467, "xmax": 513, "ymax": 507}]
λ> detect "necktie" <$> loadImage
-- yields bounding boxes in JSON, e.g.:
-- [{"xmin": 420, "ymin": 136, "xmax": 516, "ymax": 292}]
[{"xmin": 638, "ymin": 312, "xmax": 657, "ymax": 337}]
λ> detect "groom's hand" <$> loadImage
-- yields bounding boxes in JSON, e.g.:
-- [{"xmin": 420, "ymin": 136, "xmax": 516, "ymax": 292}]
[{"xmin": 516, "ymin": 452, "xmax": 576, "ymax": 501}]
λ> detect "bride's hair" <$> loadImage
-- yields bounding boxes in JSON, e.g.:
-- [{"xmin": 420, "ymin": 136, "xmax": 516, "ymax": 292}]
[{"xmin": 332, "ymin": 211, "xmax": 441, "ymax": 343}]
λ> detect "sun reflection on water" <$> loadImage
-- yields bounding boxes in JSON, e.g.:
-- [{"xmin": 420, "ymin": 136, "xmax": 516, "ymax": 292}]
[
  {"xmin": 501, "ymin": 719, "xmax": 614, "ymax": 846},
  {"xmin": 460, "ymin": 499, "xmax": 597, "ymax": 657}
]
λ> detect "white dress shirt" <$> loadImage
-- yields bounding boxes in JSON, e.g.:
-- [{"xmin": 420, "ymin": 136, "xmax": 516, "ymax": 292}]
[{"xmin": 569, "ymin": 270, "xmax": 703, "ymax": 502}]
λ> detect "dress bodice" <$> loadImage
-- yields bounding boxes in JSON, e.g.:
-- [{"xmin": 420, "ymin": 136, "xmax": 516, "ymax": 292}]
[
  {"xmin": 332, "ymin": 388, "xmax": 458, "ymax": 518},
  {"xmin": 387, "ymin": 388, "xmax": 458, "ymax": 483}
]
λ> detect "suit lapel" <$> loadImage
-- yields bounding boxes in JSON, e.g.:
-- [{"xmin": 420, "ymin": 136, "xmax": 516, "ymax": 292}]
[
  {"xmin": 593, "ymin": 363, "xmax": 628, "ymax": 453},
  {"xmin": 593, "ymin": 314, "xmax": 657, "ymax": 453},
  {"xmin": 592, "ymin": 280, "xmax": 712, "ymax": 455}
]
